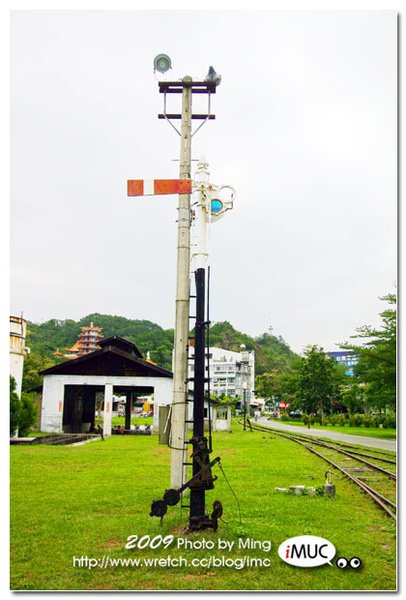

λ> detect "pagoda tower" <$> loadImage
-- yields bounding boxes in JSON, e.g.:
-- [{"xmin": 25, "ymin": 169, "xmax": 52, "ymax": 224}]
[
  {"xmin": 76, "ymin": 321, "xmax": 104, "ymax": 355},
  {"xmin": 54, "ymin": 321, "xmax": 103, "ymax": 360}
]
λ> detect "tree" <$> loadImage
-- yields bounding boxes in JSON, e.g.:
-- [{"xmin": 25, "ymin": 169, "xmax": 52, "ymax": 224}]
[
  {"xmin": 22, "ymin": 351, "xmax": 58, "ymax": 393},
  {"xmin": 342, "ymin": 294, "xmax": 396, "ymax": 413},
  {"xmin": 210, "ymin": 392, "xmax": 235, "ymax": 404},
  {"xmin": 209, "ymin": 321, "xmax": 251, "ymax": 351},
  {"xmin": 18, "ymin": 393, "xmax": 37, "ymax": 436},
  {"xmin": 10, "ymin": 377, "xmax": 19, "ymax": 436},
  {"xmin": 278, "ymin": 360, "xmax": 302, "ymax": 404},
  {"xmin": 255, "ymin": 369, "xmax": 283, "ymax": 400},
  {"xmin": 10, "ymin": 376, "xmax": 37, "ymax": 437},
  {"xmin": 254, "ymin": 331, "xmax": 298, "ymax": 374},
  {"xmin": 330, "ymin": 362, "xmax": 351, "ymax": 412},
  {"xmin": 297, "ymin": 345, "xmax": 337, "ymax": 424},
  {"xmin": 339, "ymin": 382, "xmax": 364, "ymax": 415}
]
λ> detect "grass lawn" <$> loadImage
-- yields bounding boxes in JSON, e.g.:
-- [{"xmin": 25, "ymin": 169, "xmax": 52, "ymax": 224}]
[
  {"xmin": 268, "ymin": 419, "xmax": 396, "ymax": 440},
  {"xmin": 10, "ymin": 426, "xmax": 396, "ymax": 591},
  {"xmin": 111, "ymin": 416, "xmax": 153, "ymax": 426}
]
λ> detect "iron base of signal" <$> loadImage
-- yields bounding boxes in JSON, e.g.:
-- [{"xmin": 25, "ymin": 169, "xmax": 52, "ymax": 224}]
[{"xmin": 188, "ymin": 267, "xmax": 222, "ymax": 531}]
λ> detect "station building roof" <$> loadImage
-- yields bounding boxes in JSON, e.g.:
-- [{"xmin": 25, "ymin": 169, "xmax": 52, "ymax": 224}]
[{"xmin": 39, "ymin": 335, "xmax": 172, "ymax": 379}]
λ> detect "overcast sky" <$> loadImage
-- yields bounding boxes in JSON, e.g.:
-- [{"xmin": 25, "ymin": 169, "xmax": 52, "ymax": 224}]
[{"xmin": 10, "ymin": 10, "xmax": 397, "ymax": 354}]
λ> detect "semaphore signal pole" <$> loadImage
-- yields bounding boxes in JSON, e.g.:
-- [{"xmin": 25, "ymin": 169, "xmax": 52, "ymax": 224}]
[
  {"xmin": 128, "ymin": 58, "xmax": 235, "ymax": 530},
  {"xmin": 156, "ymin": 72, "xmax": 219, "ymax": 491}
]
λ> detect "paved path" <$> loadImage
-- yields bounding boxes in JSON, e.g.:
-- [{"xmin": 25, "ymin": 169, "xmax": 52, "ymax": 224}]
[{"xmin": 256, "ymin": 418, "xmax": 396, "ymax": 452}]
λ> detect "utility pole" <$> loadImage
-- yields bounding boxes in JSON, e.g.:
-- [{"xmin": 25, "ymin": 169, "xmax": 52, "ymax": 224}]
[
  {"xmin": 239, "ymin": 344, "xmax": 251, "ymax": 430},
  {"xmin": 170, "ymin": 77, "xmax": 193, "ymax": 490}
]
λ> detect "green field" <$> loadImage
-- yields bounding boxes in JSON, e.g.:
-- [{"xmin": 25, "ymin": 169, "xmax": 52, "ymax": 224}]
[
  {"xmin": 111, "ymin": 416, "xmax": 153, "ymax": 427},
  {"xmin": 10, "ymin": 426, "xmax": 396, "ymax": 591},
  {"xmin": 269, "ymin": 419, "xmax": 396, "ymax": 440}
]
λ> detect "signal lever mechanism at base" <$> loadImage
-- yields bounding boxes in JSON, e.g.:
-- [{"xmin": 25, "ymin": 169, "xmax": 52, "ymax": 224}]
[{"xmin": 150, "ymin": 456, "xmax": 221, "ymax": 526}]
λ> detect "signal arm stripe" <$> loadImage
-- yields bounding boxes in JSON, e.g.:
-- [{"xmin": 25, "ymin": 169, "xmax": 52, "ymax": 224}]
[
  {"xmin": 127, "ymin": 179, "xmax": 192, "ymax": 196},
  {"xmin": 144, "ymin": 180, "xmax": 154, "ymax": 195}
]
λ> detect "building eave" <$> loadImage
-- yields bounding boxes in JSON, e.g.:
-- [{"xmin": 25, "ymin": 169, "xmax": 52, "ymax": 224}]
[{"xmin": 39, "ymin": 345, "xmax": 173, "ymax": 378}]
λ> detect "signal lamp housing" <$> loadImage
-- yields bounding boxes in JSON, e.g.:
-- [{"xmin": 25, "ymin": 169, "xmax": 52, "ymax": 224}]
[
  {"xmin": 153, "ymin": 54, "xmax": 172, "ymax": 74},
  {"xmin": 209, "ymin": 185, "xmax": 235, "ymax": 222},
  {"xmin": 210, "ymin": 198, "xmax": 224, "ymax": 215}
]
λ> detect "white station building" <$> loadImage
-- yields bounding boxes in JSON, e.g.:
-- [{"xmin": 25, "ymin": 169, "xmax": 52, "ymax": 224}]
[{"xmin": 38, "ymin": 336, "xmax": 173, "ymax": 436}]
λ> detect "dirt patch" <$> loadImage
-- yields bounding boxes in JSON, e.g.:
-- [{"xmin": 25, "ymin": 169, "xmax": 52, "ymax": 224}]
[
  {"xmin": 152, "ymin": 447, "xmax": 169, "ymax": 456},
  {"xmin": 105, "ymin": 538, "xmax": 122, "ymax": 548},
  {"xmin": 137, "ymin": 581, "xmax": 159, "ymax": 590},
  {"xmin": 95, "ymin": 538, "xmax": 123, "ymax": 551},
  {"xmin": 170, "ymin": 525, "xmax": 189, "ymax": 536},
  {"xmin": 183, "ymin": 572, "xmax": 218, "ymax": 581}
]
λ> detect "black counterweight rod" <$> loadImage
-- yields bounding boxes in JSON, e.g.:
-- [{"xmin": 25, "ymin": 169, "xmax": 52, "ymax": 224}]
[
  {"xmin": 207, "ymin": 265, "xmax": 212, "ymax": 452},
  {"xmin": 189, "ymin": 267, "xmax": 207, "ymax": 526},
  {"xmin": 192, "ymin": 267, "xmax": 206, "ymax": 440},
  {"xmin": 189, "ymin": 267, "xmax": 220, "ymax": 531}
]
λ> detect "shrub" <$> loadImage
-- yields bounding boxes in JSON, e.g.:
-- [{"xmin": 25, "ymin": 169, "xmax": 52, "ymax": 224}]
[
  {"xmin": 280, "ymin": 413, "xmax": 290, "ymax": 422},
  {"xmin": 10, "ymin": 377, "xmax": 19, "ymax": 436},
  {"xmin": 18, "ymin": 392, "xmax": 37, "ymax": 437},
  {"xmin": 383, "ymin": 414, "xmax": 396, "ymax": 429},
  {"xmin": 350, "ymin": 413, "xmax": 363, "ymax": 427},
  {"xmin": 302, "ymin": 414, "xmax": 314, "ymax": 427},
  {"xmin": 337, "ymin": 414, "xmax": 348, "ymax": 426}
]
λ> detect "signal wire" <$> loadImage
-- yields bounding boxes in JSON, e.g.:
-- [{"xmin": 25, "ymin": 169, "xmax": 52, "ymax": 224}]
[{"xmin": 218, "ymin": 460, "xmax": 242, "ymax": 525}]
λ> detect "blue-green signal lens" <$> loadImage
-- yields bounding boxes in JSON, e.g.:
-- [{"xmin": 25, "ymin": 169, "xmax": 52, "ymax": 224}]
[{"xmin": 211, "ymin": 199, "xmax": 223, "ymax": 214}]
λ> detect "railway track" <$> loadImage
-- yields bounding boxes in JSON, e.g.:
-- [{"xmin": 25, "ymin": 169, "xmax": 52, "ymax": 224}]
[{"xmin": 242, "ymin": 420, "xmax": 397, "ymax": 520}]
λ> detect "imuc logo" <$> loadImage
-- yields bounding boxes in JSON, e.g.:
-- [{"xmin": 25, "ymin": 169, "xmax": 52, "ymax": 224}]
[{"xmin": 278, "ymin": 536, "xmax": 336, "ymax": 568}]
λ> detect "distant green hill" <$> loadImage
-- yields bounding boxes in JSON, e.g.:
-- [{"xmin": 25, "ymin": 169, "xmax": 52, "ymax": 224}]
[
  {"xmin": 26, "ymin": 314, "xmax": 297, "ymax": 375},
  {"xmin": 208, "ymin": 321, "xmax": 297, "ymax": 374}
]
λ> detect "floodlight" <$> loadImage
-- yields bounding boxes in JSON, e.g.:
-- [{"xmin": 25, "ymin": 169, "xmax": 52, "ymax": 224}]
[{"xmin": 153, "ymin": 54, "xmax": 172, "ymax": 74}]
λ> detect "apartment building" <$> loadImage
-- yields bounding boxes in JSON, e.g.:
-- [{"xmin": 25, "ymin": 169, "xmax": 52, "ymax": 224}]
[{"xmin": 188, "ymin": 345, "xmax": 255, "ymax": 400}]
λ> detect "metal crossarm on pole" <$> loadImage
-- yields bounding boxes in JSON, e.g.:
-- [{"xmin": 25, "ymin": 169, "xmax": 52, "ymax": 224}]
[
  {"xmin": 158, "ymin": 114, "xmax": 215, "ymax": 120},
  {"xmin": 158, "ymin": 81, "xmax": 217, "ymax": 95}
]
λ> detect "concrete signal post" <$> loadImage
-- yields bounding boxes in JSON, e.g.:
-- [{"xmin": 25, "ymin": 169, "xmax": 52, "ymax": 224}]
[{"xmin": 170, "ymin": 77, "xmax": 193, "ymax": 492}]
